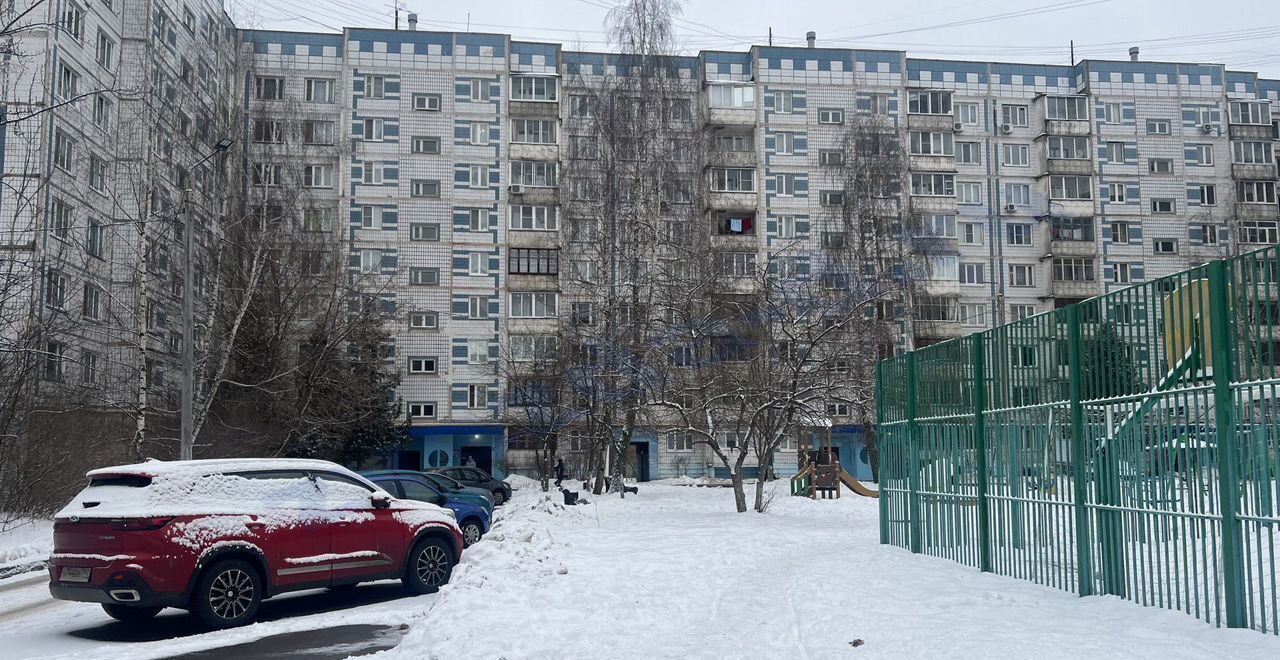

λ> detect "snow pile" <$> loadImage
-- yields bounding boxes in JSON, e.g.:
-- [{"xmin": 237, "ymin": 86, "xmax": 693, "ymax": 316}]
[
  {"xmin": 504, "ymin": 474, "xmax": 538, "ymax": 490},
  {"xmin": 0, "ymin": 519, "xmax": 53, "ymax": 577},
  {"xmin": 376, "ymin": 483, "xmax": 1280, "ymax": 660}
]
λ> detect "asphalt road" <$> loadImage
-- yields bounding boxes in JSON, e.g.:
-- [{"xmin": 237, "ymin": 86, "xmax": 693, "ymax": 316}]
[{"xmin": 159, "ymin": 624, "xmax": 408, "ymax": 660}]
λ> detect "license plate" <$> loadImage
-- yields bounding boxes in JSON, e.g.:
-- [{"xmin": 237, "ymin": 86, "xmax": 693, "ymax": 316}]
[{"xmin": 60, "ymin": 567, "xmax": 91, "ymax": 583}]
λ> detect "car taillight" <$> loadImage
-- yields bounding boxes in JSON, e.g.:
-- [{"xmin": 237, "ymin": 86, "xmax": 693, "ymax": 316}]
[{"xmin": 110, "ymin": 517, "xmax": 174, "ymax": 531}]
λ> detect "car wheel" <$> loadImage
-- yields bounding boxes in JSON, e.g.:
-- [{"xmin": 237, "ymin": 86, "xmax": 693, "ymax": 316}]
[
  {"xmin": 101, "ymin": 604, "xmax": 163, "ymax": 622},
  {"xmin": 461, "ymin": 520, "xmax": 483, "ymax": 547},
  {"xmin": 492, "ymin": 489, "xmax": 507, "ymax": 506},
  {"xmin": 402, "ymin": 537, "xmax": 455, "ymax": 594},
  {"xmin": 190, "ymin": 559, "xmax": 263, "ymax": 629}
]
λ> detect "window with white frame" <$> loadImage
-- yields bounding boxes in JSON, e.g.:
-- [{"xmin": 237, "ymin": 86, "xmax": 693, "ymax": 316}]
[
  {"xmin": 510, "ymin": 292, "xmax": 558, "ymax": 318},
  {"xmin": 511, "ymin": 76, "xmax": 557, "ymax": 101},
  {"xmin": 512, "ymin": 119, "xmax": 556, "ymax": 144},
  {"xmin": 775, "ymin": 173, "xmax": 797, "ymax": 196},
  {"xmin": 1006, "ymin": 223, "xmax": 1033, "ymax": 246},
  {"xmin": 1008, "ymin": 263, "xmax": 1035, "ymax": 287},
  {"xmin": 303, "ymin": 120, "xmax": 335, "ymax": 145},
  {"xmin": 1050, "ymin": 176, "xmax": 1092, "ymax": 200},
  {"xmin": 93, "ymin": 96, "xmax": 111, "ymax": 131},
  {"xmin": 1196, "ymin": 184, "xmax": 1217, "ymax": 206},
  {"xmin": 305, "ymin": 78, "xmax": 334, "ymax": 103},
  {"xmin": 359, "ymin": 249, "xmax": 380, "ymax": 273},
  {"xmin": 957, "ymin": 182, "xmax": 982, "ymax": 205},
  {"xmin": 1002, "ymin": 143, "xmax": 1029, "ymax": 166},
  {"xmin": 511, "ymin": 335, "xmax": 558, "ymax": 362},
  {"xmin": 1052, "ymin": 257, "xmax": 1095, "ymax": 282},
  {"xmin": 1232, "ymin": 141, "xmax": 1274, "ymax": 164},
  {"xmin": 1240, "ymin": 221, "xmax": 1279, "ymax": 244},
  {"xmin": 469, "ymin": 122, "xmax": 490, "ymax": 145},
  {"xmin": 774, "ymin": 132, "xmax": 795, "ymax": 155},
  {"xmin": 411, "ymin": 136, "xmax": 441, "ymax": 154},
  {"xmin": 1103, "ymin": 141, "xmax": 1125, "ymax": 164},
  {"xmin": 1191, "ymin": 144, "xmax": 1213, "ymax": 166},
  {"xmin": 359, "ymin": 205, "xmax": 382, "ymax": 229},
  {"xmin": 1001, "ymin": 104, "xmax": 1028, "ymax": 127},
  {"xmin": 96, "ymin": 30, "xmax": 115, "ymax": 69},
  {"xmin": 960, "ymin": 222, "xmax": 984, "ymax": 245},
  {"xmin": 908, "ymin": 90, "xmax": 951, "ymax": 115},
  {"xmin": 918, "ymin": 214, "xmax": 955, "ymax": 238},
  {"xmin": 468, "ymin": 339, "xmax": 490, "ymax": 365},
  {"xmin": 956, "ymin": 142, "xmax": 980, "ymax": 164},
  {"xmin": 1149, "ymin": 158, "xmax": 1173, "ymax": 174},
  {"xmin": 665, "ymin": 431, "xmax": 694, "ymax": 452},
  {"xmin": 777, "ymin": 215, "xmax": 798, "ymax": 238},
  {"xmin": 711, "ymin": 168, "xmax": 755, "ymax": 192},
  {"xmin": 1004, "ymin": 183, "xmax": 1030, "ymax": 206},
  {"xmin": 910, "ymin": 131, "xmax": 954, "ymax": 156},
  {"xmin": 365, "ymin": 75, "xmax": 385, "ymax": 99},
  {"xmin": 362, "ymin": 118, "xmax": 384, "ymax": 141},
  {"xmin": 955, "ymin": 102, "xmax": 979, "ymax": 125},
  {"xmin": 708, "ymin": 84, "xmax": 755, "ymax": 108},
  {"xmin": 1049, "ymin": 136, "xmax": 1090, "ymax": 160},
  {"xmin": 1113, "ymin": 262, "xmax": 1134, "ymax": 284},
  {"xmin": 408, "ymin": 357, "xmax": 437, "ymax": 374},
  {"xmin": 1151, "ymin": 198, "xmax": 1175, "ymax": 213},
  {"xmin": 1230, "ymin": 101, "xmax": 1271, "ymax": 125},
  {"xmin": 1107, "ymin": 183, "xmax": 1127, "ymax": 203},
  {"xmin": 925, "ymin": 255, "xmax": 958, "ymax": 280},
  {"xmin": 959, "ymin": 303, "xmax": 986, "ymax": 327},
  {"xmin": 469, "ymin": 165, "xmax": 490, "ymax": 187},
  {"xmin": 362, "ymin": 161, "xmax": 383, "ymax": 184},
  {"xmin": 409, "ymin": 268, "xmax": 439, "ymax": 285},
  {"xmin": 511, "ymin": 161, "xmax": 556, "ymax": 187},
  {"xmin": 53, "ymin": 130, "xmax": 75, "ymax": 172},
  {"xmin": 1111, "ymin": 221, "xmax": 1132, "ymax": 243},
  {"xmin": 409, "ymin": 311, "xmax": 439, "ymax": 329},
  {"xmin": 88, "ymin": 155, "xmax": 107, "ymax": 192},
  {"xmin": 411, "ymin": 179, "xmax": 441, "ymax": 197},
  {"xmin": 303, "ymin": 165, "xmax": 332, "ymax": 188},
  {"xmin": 1153, "ymin": 239, "xmax": 1178, "ymax": 255},
  {"xmin": 252, "ymin": 163, "xmax": 282, "ymax": 186},
  {"xmin": 818, "ymin": 108, "xmax": 844, "ymax": 124},
  {"xmin": 1046, "ymin": 96, "xmax": 1087, "ymax": 120},
  {"xmin": 717, "ymin": 252, "xmax": 757, "ymax": 278},
  {"xmin": 255, "ymin": 76, "xmax": 284, "ymax": 100},
  {"xmin": 468, "ymin": 253, "xmax": 490, "ymax": 276},
  {"xmin": 413, "ymin": 93, "xmax": 441, "ymax": 111},
  {"xmin": 1146, "ymin": 118, "xmax": 1171, "ymax": 135},
  {"xmin": 467, "ymin": 296, "xmax": 489, "ymax": 319},
  {"xmin": 774, "ymin": 90, "xmax": 796, "ymax": 113},
  {"xmin": 1239, "ymin": 181, "xmax": 1277, "ymax": 204},
  {"xmin": 466, "ymin": 385, "xmax": 488, "ymax": 409},
  {"xmin": 1103, "ymin": 102, "xmax": 1123, "ymax": 124},
  {"xmin": 410, "ymin": 223, "xmax": 440, "ymax": 241},
  {"xmin": 960, "ymin": 262, "xmax": 985, "ymax": 285},
  {"xmin": 910, "ymin": 173, "xmax": 955, "ymax": 196}
]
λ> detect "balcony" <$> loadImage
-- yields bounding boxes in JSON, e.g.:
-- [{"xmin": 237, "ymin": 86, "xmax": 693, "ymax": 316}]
[
  {"xmin": 914, "ymin": 319, "xmax": 964, "ymax": 341},
  {"xmin": 707, "ymin": 190, "xmax": 759, "ymax": 210},
  {"xmin": 705, "ymin": 107, "xmax": 756, "ymax": 127},
  {"xmin": 1042, "ymin": 119, "xmax": 1091, "ymax": 136},
  {"xmin": 906, "ymin": 114, "xmax": 955, "ymax": 131},
  {"xmin": 1232, "ymin": 163, "xmax": 1277, "ymax": 180},
  {"xmin": 1235, "ymin": 201, "xmax": 1280, "ymax": 220},
  {"xmin": 909, "ymin": 155, "xmax": 957, "ymax": 173},
  {"xmin": 909, "ymin": 196, "xmax": 957, "ymax": 214},
  {"xmin": 1229, "ymin": 124, "xmax": 1274, "ymax": 140},
  {"xmin": 508, "ymin": 185, "xmax": 559, "ymax": 205},
  {"xmin": 1047, "ymin": 240, "xmax": 1098, "ymax": 258},
  {"xmin": 1050, "ymin": 280, "xmax": 1101, "ymax": 299},
  {"xmin": 1047, "ymin": 199, "xmax": 1095, "ymax": 218},
  {"xmin": 708, "ymin": 150, "xmax": 757, "ymax": 168},
  {"xmin": 509, "ymin": 143, "xmax": 559, "ymax": 161},
  {"xmin": 509, "ymin": 100, "xmax": 559, "ymax": 118},
  {"xmin": 1044, "ymin": 158, "xmax": 1094, "ymax": 176}
]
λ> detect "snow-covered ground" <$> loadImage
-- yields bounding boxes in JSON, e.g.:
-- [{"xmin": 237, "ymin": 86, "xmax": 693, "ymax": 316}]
[
  {"xmin": 3, "ymin": 484, "xmax": 1280, "ymax": 659},
  {"xmin": 0, "ymin": 519, "xmax": 52, "ymax": 578},
  {"xmin": 379, "ymin": 482, "xmax": 1280, "ymax": 660}
]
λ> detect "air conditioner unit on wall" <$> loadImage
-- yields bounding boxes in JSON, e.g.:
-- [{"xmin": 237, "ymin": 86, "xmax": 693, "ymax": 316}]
[
  {"xmin": 953, "ymin": 122, "xmax": 964, "ymax": 132},
  {"xmin": 1000, "ymin": 123, "xmax": 1013, "ymax": 134},
  {"xmin": 508, "ymin": 184, "xmax": 524, "ymax": 195},
  {"xmin": 1005, "ymin": 204, "xmax": 1017, "ymax": 213},
  {"xmin": 1200, "ymin": 123, "xmax": 1214, "ymax": 134}
]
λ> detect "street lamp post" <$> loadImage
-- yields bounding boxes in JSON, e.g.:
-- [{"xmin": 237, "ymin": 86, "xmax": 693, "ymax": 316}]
[{"xmin": 180, "ymin": 138, "xmax": 234, "ymax": 461}]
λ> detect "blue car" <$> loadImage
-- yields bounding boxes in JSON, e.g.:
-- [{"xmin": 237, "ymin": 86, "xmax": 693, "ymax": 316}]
[{"xmin": 363, "ymin": 470, "xmax": 491, "ymax": 547}]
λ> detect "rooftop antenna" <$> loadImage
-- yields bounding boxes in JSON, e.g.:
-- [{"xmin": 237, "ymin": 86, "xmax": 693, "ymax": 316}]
[
  {"xmin": 1070, "ymin": 39, "xmax": 1075, "ymax": 66},
  {"xmin": 768, "ymin": 27, "xmax": 772, "ymax": 47},
  {"xmin": 467, "ymin": 12, "xmax": 471, "ymax": 32}
]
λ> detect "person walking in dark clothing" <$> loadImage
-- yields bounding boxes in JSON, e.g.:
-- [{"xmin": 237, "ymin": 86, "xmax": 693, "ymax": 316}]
[{"xmin": 555, "ymin": 458, "xmax": 567, "ymax": 487}]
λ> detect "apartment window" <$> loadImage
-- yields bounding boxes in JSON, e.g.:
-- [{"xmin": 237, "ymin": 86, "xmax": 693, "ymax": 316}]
[
  {"xmin": 775, "ymin": 174, "xmax": 797, "ymax": 197},
  {"xmin": 959, "ymin": 303, "xmax": 986, "ymax": 328},
  {"xmin": 302, "ymin": 120, "xmax": 335, "ymax": 145},
  {"xmin": 303, "ymin": 208, "xmax": 334, "ymax": 232},
  {"xmin": 410, "ymin": 223, "xmax": 440, "ymax": 241},
  {"xmin": 774, "ymin": 132, "xmax": 795, "ymax": 155},
  {"xmin": 1049, "ymin": 136, "xmax": 1090, "ymax": 160},
  {"xmin": 918, "ymin": 214, "xmax": 956, "ymax": 238},
  {"xmin": 1149, "ymin": 158, "xmax": 1173, "ymax": 175},
  {"xmin": 820, "ymin": 191, "xmax": 845, "ymax": 206},
  {"xmin": 1153, "ymin": 239, "xmax": 1178, "ymax": 255},
  {"xmin": 467, "ymin": 252, "xmax": 490, "ymax": 276},
  {"xmin": 50, "ymin": 198, "xmax": 72, "ymax": 239},
  {"xmin": 1232, "ymin": 141, "xmax": 1274, "ymax": 164},
  {"xmin": 1006, "ymin": 223, "xmax": 1033, "ymax": 246},
  {"xmin": 924, "ymin": 255, "xmax": 958, "ymax": 281},
  {"xmin": 410, "ymin": 311, "xmax": 440, "ymax": 329},
  {"xmin": 1002, "ymin": 143, "xmax": 1029, "ymax": 167},
  {"xmin": 303, "ymin": 165, "xmax": 332, "ymax": 188},
  {"xmin": 510, "ymin": 292, "xmax": 558, "ymax": 318},
  {"xmin": 1200, "ymin": 224, "xmax": 1221, "ymax": 245},
  {"xmin": 512, "ymin": 119, "xmax": 556, "ymax": 144},
  {"xmin": 569, "ymin": 136, "xmax": 598, "ymax": 159},
  {"xmin": 708, "ymin": 84, "xmax": 755, "ymax": 108},
  {"xmin": 910, "ymin": 131, "xmax": 953, "ymax": 156},
  {"xmin": 305, "ymin": 78, "xmax": 334, "ymax": 103},
  {"xmin": 1102, "ymin": 103, "xmax": 1123, "ymax": 124},
  {"xmin": 81, "ymin": 282, "xmax": 101, "ymax": 320},
  {"xmin": 509, "ymin": 248, "xmax": 559, "ymax": 275},
  {"xmin": 571, "ymin": 303, "xmax": 596, "ymax": 325},
  {"xmin": 774, "ymin": 91, "xmax": 796, "ymax": 113},
  {"xmin": 510, "ymin": 161, "xmax": 555, "ymax": 187},
  {"xmin": 1191, "ymin": 144, "xmax": 1214, "ymax": 166},
  {"xmin": 1146, "ymin": 119, "xmax": 1171, "ymax": 135},
  {"xmin": 1240, "ymin": 221, "xmax": 1279, "ymax": 244},
  {"xmin": 1046, "ymin": 96, "xmax": 1087, "ymax": 120},
  {"xmin": 1230, "ymin": 101, "xmax": 1272, "ymax": 125},
  {"xmin": 468, "ymin": 296, "xmax": 490, "ymax": 319},
  {"xmin": 1113, "ymin": 262, "xmax": 1134, "ymax": 284},
  {"xmin": 60, "ymin": 2, "xmax": 85, "ymax": 40},
  {"xmin": 716, "ymin": 133, "xmax": 753, "ymax": 152},
  {"xmin": 408, "ymin": 403, "xmax": 436, "ymax": 419},
  {"xmin": 711, "ymin": 168, "xmax": 755, "ymax": 193},
  {"xmin": 88, "ymin": 155, "xmax": 107, "ymax": 192},
  {"xmin": 466, "ymin": 165, "xmax": 489, "ymax": 188},
  {"xmin": 510, "ymin": 205, "xmax": 557, "ymax": 231},
  {"xmin": 408, "ymin": 357, "xmax": 437, "ymax": 375},
  {"xmin": 359, "ymin": 206, "xmax": 382, "ymax": 230},
  {"xmin": 776, "ymin": 215, "xmax": 798, "ymax": 239},
  {"xmin": 667, "ymin": 98, "xmax": 693, "ymax": 121},
  {"xmin": 818, "ymin": 108, "xmax": 844, "ymax": 124},
  {"xmin": 569, "ymin": 95, "xmax": 593, "ymax": 117},
  {"xmin": 960, "ymin": 222, "xmax": 983, "ymax": 245},
  {"xmin": 1050, "ymin": 216, "xmax": 1094, "ymax": 242},
  {"xmin": 53, "ymin": 130, "xmax": 75, "ymax": 172},
  {"xmin": 1107, "ymin": 183, "xmax": 1127, "ymax": 203},
  {"xmin": 252, "ymin": 118, "xmax": 283, "ymax": 143},
  {"xmin": 45, "ymin": 270, "xmax": 68, "ymax": 308},
  {"xmin": 43, "ymin": 342, "xmax": 65, "ymax": 381},
  {"xmin": 359, "ymin": 249, "xmax": 381, "ymax": 273},
  {"xmin": 999, "ymin": 183, "xmax": 1029, "ymax": 207},
  {"xmin": 360, "ymin": 162, "xmax": 384, "ymax": 185},
  {"xmin": 254, "ymin": 76, "xmax": 284, "ymax": 100},
  {"xmin": 1151, "ymin": 198, "xmax": 1175, "ymax": 214},
  {"xmin": 1111, "ymin": 221, "xmax": 1132, "ymax": 244},
  {"xmin": 717, "ymin": 252, "xmax": 757, "ymax": 278},
  {"xmin": 86, "ymin": 219, "xmax": 105, "ymax": 257},
  {"xmin": 409, "ymin": 268, "xmax": 439, "ymax": 285},
  {"xmin": 960, "ymin": 262, "xmax": 986, "ymax": 285},
  {"xmin": 80, "ymin": 350, "xmax": 99, "ymax": 384},
  {"xmin": 867, "ymin": 94, "xmax": 890, "ymax": 116},
  {"xmin": 466, "ymin": 385, "xmax": 489, "ymax": 409},
  {"xmin": 365, "ymin": 75, "xmax": 385, "ymax": 99},
  {"xmin": 956, "ymin": 142, "xmax": 980, "ymax": 165},
  {"xmin": 1001, "ymin": 104, "xmax": 1028, "ymax": 127},
  {"xmin": 93, "ymin": 96, "xmax": 112, "ymax": 131},
  {"xmin": 955, "ymin": 102, "xmax": 979, "ymax": 125},
  {"xmin": 413, "ymin": 93, "xmax": 442, "ymax": 111},
  {"xmin": 910, "ymin": 173, "xmax": 955, "ymax": 197},
  {"xmin": 1196, "ymin": 184, "xmax": 1217, "ymax": 206},
  {"xmin": 511, "ymin": 335, "xmax": 557, "ymax": 362},
  {"xmin": 466, "ymin": 339, "xmax": 489, "ymax": 366},
  {"xmin": 511, "ymin": 76, "xmax": 557, "ymax": 101},
  {"xmin": 469, "ymin": 122, "xmax": 491, "ymax": 145},
  {"xmin": 819, "ymin": 150, "xmax": 844, "ymax": 166},
  {"xmin": 916, "ymin": 296, "xmax": 954, "ymax": 321},
  {"xmin": 1052, "ymin": 257, "xmax": 1095, "ymax": 282},
  {"xmin": 1239, "ymin": 181, "xmax": 1277, "ymax": 205},
  {"xmin": 571, "ymin": 260, "xmax": 599, "ymax": 283},
  {"xmin": 411, "ymin": 136, "xmax": 441, "ymax": 154},
  {"xmin": 410, "ymin": 179, "xmax": 441, "ymax": 198},
  {"xmin": 957, "ymin": 182, "xmax": 982, "ymax": 205},
  {"xmin": 908, "ymin": 90, "xmax": 951, "ymax": 115},
  {"xmin": 95, "ymin": 31, "xmax": 115, "ymax": 69},
  {"xmin": 362, "ymin": 118, "xmax": 385, "ymax": 142},
  {"xmin": 1050, "ymin": 176, "xmax": 1091, "ymax": 200},
  {"xmin": 1103, "ymin": 141, "xmax": 1125, "ymax": 164}
]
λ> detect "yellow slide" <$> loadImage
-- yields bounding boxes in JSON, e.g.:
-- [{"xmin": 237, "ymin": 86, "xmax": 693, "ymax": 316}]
[{"xmin": 838, "ymin": 469, "xmax": 879, "ymax": 498}]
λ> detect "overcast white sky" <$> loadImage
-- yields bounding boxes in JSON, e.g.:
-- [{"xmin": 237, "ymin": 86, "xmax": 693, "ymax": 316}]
[{"xmin": 237, "ymin": 0, "xmax": 1280, "ymax": 77}]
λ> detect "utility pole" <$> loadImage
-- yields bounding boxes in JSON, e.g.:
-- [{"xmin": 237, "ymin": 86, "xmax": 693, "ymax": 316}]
[
  {"xmin": 1070, "ymin": 40, "xmax": 1075, "ymax": 66},
  {"xmin": 180, "ymin": 188, "xmax": 195, "ymax": 461},
  {"xmin": 768, "ymin": 27, "xmax": 772, "ymax": 46}
]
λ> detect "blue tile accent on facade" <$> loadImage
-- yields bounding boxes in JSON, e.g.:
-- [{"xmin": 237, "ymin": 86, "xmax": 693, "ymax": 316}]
[
  {"xmin": 348, "ymin": 28, "xmax": 455, "ymax": 56},
  {"xmin": 854, "ymin": 50, "xmax": 902, "ymax": 74},
  {"xmin": 908, "ymin": 59, "xmax": 989, "ymax": 84},
  {"xmin": 757, "ymin": 46, "xmax": 853, "ymax": 72},
  {"xmin": 244, "ymin": 30, "xmax": 343, "ymax": 55}
]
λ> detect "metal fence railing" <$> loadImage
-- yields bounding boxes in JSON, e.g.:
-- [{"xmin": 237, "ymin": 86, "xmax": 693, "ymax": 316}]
[{"xmin": 877, "ymin": 245, "xmax": 1280, "ymax": 634}]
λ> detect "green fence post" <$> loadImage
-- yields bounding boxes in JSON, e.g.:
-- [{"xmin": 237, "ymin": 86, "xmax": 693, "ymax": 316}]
[
  {"xmin": 972, "ymin": 334, "xmax": 992, "ymax": 573},
  {"xmin": 1067, "ymin": 305, "xmax": 1095, "ymax": 597},
  {"xmin": 1208, "ymin": 259, "xmax": 1247, "ymax": 628},
  {"xmin": 877, "ymin": 360, "xmax": 889, "ymax": 546},
  {"xmin": 907, "ymin": 351, "xmax": 922, "ymax": 554}
]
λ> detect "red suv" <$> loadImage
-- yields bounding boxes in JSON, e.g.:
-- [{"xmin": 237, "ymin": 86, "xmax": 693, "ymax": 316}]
[{"xmin": 49, "ymin": 458, "xmax": 463, "ymax": 628}]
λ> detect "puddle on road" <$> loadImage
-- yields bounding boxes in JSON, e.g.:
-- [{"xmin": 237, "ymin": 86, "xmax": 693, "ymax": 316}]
[{"xmin": 160, "ymin": 623, "xmax": 408, "ymax": 660}]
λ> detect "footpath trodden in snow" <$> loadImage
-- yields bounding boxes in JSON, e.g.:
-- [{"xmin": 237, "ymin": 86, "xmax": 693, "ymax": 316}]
[{"xmin": 380, "ymin": 481, "xmax": 1280, "ymax": 660}]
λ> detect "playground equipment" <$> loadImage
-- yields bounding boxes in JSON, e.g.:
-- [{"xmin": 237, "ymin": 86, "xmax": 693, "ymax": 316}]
[{"xmin": 790, "ymin": 422, "xmax": 879, "ymax": 499}]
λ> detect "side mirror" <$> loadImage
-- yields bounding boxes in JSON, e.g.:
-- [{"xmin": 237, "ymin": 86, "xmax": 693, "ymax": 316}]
[{"xmin": 371, "ymin": 492, "xmax": 392, "ymax": 509}]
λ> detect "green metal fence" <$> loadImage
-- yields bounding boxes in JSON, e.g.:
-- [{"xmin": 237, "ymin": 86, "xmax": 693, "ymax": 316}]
[{"xmin": 877, "ymin": 245, "xmax": 1280, "ymax": 633}]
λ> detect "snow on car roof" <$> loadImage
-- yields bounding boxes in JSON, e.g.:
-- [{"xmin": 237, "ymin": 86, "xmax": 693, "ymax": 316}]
[{"xmin": 86, "ymin": 458, "xmax": 354, "ymax": 479}]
